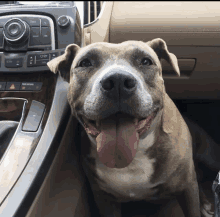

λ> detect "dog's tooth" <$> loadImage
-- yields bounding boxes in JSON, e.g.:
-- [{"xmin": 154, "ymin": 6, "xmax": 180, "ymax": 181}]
[{"xmin": 134, "ymin": 118, "xmax": 139, "ymax": 125}]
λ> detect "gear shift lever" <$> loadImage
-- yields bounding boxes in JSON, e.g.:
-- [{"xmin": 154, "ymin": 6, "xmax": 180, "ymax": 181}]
[{"xmin": 0, "ymin": 98, "xmax": 27, "ymax": 161}]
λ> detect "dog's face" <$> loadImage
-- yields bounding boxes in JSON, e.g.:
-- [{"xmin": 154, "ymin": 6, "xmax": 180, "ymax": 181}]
[{"xmin": 48, "ymin": 38, "xmax": 180, "ymax": 168}]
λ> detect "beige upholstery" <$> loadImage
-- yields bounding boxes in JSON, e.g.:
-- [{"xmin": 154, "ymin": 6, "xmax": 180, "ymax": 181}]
[
  {"xmin": 26, "ymin": 117, "xmax": 91, "ymax": 217},
  {"xmin": 84, "ymin": 2, "xmax": 220, "ymax": 45},
  {"xmin": 83, "ymin": 1, "xmax": 220, "ymax": 100}
]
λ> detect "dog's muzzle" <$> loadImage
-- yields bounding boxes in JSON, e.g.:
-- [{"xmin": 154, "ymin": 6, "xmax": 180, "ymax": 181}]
[{"xmin": 81, "ymin": 69, "xmax": 159, "ymax": 169}]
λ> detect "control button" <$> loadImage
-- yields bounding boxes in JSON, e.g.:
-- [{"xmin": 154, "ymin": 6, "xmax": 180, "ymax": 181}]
[
  {"xmin": 27, "ymin": 55, "xmax": 35, "ymax": 67},
  {"xmin": 30, "ymin": 27, "xmax": 41, "ymax": 46},
  {"xmin": 50, "ymin": 52, "xmax": 58, "ymax": 59},
  {"xmin": 4, "ymin": 18, "xmax": 28, "ymax": 44},
  {"xmin": 44, "ymin": 46, "xmax": 51, "ymax": 51},
  {"xmin": 33, "ymin": 82, "xmax": 43, "ymax": 91},
  {"xmin": 36, "ymin": 53, "xmax": 49, "ymax": 60},
  {"xmin": 7, "ymin": 22, "xmax": 22, "ymax": 36},
  {"xmin": 20, "ymin": 82, "xmax": 43, "ymax": 91},
  {"xmin": 41, "ymin": 18, "xmax": 50, "ymax": 27},
  {"xmin": 35, "ymin": 59, "xmax": 49, "ymax": 66},
  {"xmin": 0, "ymin": 28, "xmax": 3, "ymax": 47},
  {"xmin": 0, "ymin": 82, "xmax": 6, "ymax": 90},
  {"xmin": 57, "ymin": 15, "xmax": 70, "ymax": 28},
  {"xmin": 22, "ymin": 17, "xmax": 40, "ymax": 27},
  {"xmin": 41, "ymin": 27, "xmax": 51, "ymax": 45},
  {"xmin": 6, "ymin": 82, "xmax": 21, "ymax": 91},
  {"xmin": 5, "ymin": 58, "xmax": 23, "ymax": 68},
  {"xmin": 22, "ymin": 100, "xmax": 45, "ymax": 132}
]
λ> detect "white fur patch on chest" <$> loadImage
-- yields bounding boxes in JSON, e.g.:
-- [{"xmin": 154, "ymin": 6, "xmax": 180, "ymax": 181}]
[{"xmin": 83, "ymin": 111, "xmax": 164, "ymax": 200}]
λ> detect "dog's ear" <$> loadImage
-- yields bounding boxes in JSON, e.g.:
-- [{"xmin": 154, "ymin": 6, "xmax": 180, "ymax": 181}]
[
  {"xmin": 47, "ymin": 44, "xmax": 80, "ymax": 81},
  {"xmin": 147, "ymin": 38, "xmax": 180, "ymax": 76}
]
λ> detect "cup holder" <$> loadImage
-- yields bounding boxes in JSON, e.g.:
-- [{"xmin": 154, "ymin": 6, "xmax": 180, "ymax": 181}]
[{"xmin": 0, "ymin": 98, "xmax": 27, "ymax": 161}]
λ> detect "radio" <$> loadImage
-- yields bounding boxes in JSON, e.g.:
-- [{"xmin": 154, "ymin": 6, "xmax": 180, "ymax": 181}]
[
  {"xmin": 0, "ymin": 7, "xmax": 81, "ymax": 73},
  {"xmin": 0, "ymin": 14, "xmax": 55, "ymax": 52}
]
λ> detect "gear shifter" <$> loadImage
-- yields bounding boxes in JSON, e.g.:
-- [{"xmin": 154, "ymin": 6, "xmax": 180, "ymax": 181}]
[
  {"xmin": 0, "ymin": 121, "xmax": 18, "ymax": 160},
  {"xmin": 0, "ymin": 98, "xmax": 26, "ymax": 161}
]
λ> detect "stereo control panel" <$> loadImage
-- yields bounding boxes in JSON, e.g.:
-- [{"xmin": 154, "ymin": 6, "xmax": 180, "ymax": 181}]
[
  {"xmin": 0, "ymin": 48, "xmax": 65, "ymax": 72},
  {"xmin": 0, "ymin": 14, "xmax": 55, "ymax": 52},
  {"xmin": 0, "ymin": 5, "xmax": 81, "ymax": 76},
  {"xmin": 0, "ymin": 14, "xmax": 58, "ymax": 73}
]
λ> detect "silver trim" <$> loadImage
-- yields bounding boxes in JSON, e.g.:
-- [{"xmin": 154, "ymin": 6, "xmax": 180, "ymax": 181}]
[
  {"xmin": 84, "ymin": 1, "xmax": 106, "ymax": 28},
  {"xmin": 1, "ymin": 14, "xmax": 55, "ymax": 50},
  {"xmin": 0, "ymin": 98, "xmax": 28, "ymax": 203},
  {"xmin": 0, "ymin": 75, "xmax": 69, "ymax": 215},
  {"xmin": 7, "ymin": 22, "xmax": 22, "ymax": 36},
  {"xmin": 0, "ymin": 98, "xmax": 46, "ymax": 205},
  {"xmin": 3, "ymin": 18, "xmax": 27, "ymax": 42}
]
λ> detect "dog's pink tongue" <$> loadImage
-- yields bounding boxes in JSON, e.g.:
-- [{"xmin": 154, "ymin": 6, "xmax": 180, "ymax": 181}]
[{"xmin": 96, "ymin": 116, "xmax": 139, "ymax": 168}]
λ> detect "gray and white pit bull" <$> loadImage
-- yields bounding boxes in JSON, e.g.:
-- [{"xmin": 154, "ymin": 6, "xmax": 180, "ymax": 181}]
[{"xmin": 47, "ymin": 38, "xmax": 214, "ymax": 217}]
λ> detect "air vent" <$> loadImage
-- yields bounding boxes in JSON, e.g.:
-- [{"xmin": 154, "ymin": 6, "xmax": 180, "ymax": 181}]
[{"xmin": 84, "ymin": 1, "xmax": 104, "ymax": 25}]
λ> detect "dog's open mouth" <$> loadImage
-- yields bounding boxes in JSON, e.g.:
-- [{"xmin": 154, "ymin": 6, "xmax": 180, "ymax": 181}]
[{"xmin": 81, "ymin": 110, "xmax": 158, "ymax": 169}]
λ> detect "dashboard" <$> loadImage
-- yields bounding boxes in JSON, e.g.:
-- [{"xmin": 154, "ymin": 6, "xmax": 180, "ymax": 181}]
[{"xmin": 0, "ymin": 2, "xmax": 83, "ymax": 217}]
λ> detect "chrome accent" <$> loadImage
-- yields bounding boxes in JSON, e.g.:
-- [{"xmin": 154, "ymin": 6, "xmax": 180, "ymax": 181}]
[
  {"xmin": 7, "ymin": 22, "xmax": 22, "ymax": 36},
  {"xmin": 0, "ymin": 98, "xmax": 46, "ymax": 205},
  {"xmin": 0, "ymin": 75, "xmax": 69, "ymax": 214},
  {"xmin": 3, "ymin": 18, "xmax": 27, "ymax": 42}
]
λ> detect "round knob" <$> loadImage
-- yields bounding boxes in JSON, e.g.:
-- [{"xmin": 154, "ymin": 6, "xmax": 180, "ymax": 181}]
[
  {"xmin": 8, "ymin": 22, "xmax": 22, "ymax": 37},
  {"xmin": 57, "ymin": 15, "xmax": 70, "ymax": 28},
  {"xmin": 3, "ymin": 18, "xmax": 29, "ymax": 44}
]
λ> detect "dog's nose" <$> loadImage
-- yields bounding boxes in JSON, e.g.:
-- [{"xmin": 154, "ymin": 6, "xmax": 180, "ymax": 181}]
[{"xmin": 100, "ymin": 72, "xmax": 137, "ymax": 99}]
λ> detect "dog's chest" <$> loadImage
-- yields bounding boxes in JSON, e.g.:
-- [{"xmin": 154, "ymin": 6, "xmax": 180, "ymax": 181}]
[{"xmin": 84, "ymin": 132, "xmax": 162, "ymax": 201}]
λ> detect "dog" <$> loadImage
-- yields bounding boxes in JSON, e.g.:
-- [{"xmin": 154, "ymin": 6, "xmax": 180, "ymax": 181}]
[{"xmin": 47, "ymin": 38, "xmax": 216, "ymax": 217}]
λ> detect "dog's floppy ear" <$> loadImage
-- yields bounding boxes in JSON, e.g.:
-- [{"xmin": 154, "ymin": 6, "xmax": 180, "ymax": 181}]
[
  {"xmin": 47, "ymin": 44, "xmax": 80, "ymax": 81},
  {"xmin": 147, "ymin": 39, "xmax": 181, "ymax": 133},
  {"xmin": 147, "ymin": 38, "xmax": 180, "ymax": 76}
]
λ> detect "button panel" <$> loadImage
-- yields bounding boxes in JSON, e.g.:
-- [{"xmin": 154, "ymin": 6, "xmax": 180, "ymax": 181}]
[
  {"xmin": 30, "ymin": 27, "xmax": 41, "ymax": 46},
  {"xmin": 0, "ymin": 82, "xmax": 6, "ymax": 90},
  {"xmin": 20, "ymin": 82, "xmax": 42, "ymax": 91},
  {"xmin": 0, "ymin": 81, "xmax": 43, "ymax": 91},
  {"xmin": 22, "ymin": 17, "xmax": 40, "ymax": 27},
  {"xmin": 41, "ymin": 27, "xmax": 51, "ymax": 45},
  {"xmin": 5, "ymin": 58, "xmax": 23, "ymax": 68},
  {"xmin": 36, "ymin": 54, "xmax": 49, "ymax": 60},
  {"xmin": 50, "ymin": 52, "xmax": 58, "ymax": 59},
  {"xmin": 41, "ymin": 18, "xmax": 50, "ymax": 27},
  {"xmin": 0, "ymin": 14, "xmax": 55, "ymax": 52},
  {"xmin": 26, "ymin": 49, "xmax": 64, "ymax": 68},
  {"xmin": 0, "ymin": 48, "xmax": 65, "ymax": 72},
  {"xmin": 6, "ymin": 82, "xmax": 21, "ymax": 90}
]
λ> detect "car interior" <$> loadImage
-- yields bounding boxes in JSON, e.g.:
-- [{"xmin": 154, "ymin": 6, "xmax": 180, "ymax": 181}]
[{"xmin": 0, "ymin": 1, "xmax": 219, "ymax": 217}]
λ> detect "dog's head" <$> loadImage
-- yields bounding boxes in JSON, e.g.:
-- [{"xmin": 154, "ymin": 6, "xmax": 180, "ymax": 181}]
[{"xmin": 48, "ymin": 38, "xmax": 180, "ymax": 168}]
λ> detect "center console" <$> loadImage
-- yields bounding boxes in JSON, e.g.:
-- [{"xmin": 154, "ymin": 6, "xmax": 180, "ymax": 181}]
[{"xmin": 0, "ymin": 2, "xmax": 82, "ymax": 216}]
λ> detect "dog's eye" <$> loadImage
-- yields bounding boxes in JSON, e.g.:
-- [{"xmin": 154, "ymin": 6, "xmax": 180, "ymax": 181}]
[
  {"xmin": 79, "ymin": 58, "xmax": 92, "ymax": 67},
  {"xmin": 141, "ymin": 58, "xmax": 153, "ymax": 66}
]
